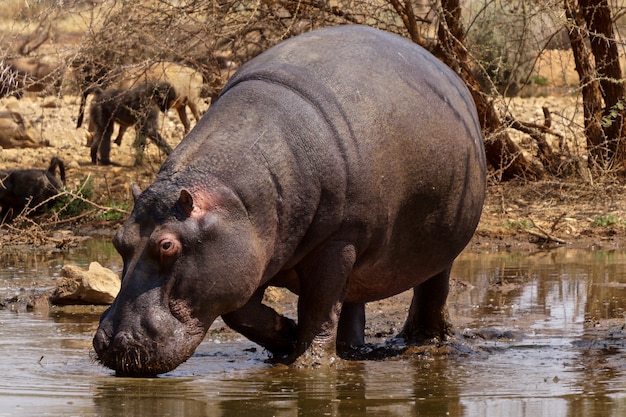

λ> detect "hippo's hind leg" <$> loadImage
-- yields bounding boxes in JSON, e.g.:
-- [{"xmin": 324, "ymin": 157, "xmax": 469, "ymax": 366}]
[
  {"xmin": 222, "ymin": 286, "xmax": 297, "ymax": 358},
  {"xmin": 397, "ymin": 267, "xmax": 453, "ymax": 343},
  {"xmin": 337, "ymin": 302, "xmax": 365, "ymax": 349}
]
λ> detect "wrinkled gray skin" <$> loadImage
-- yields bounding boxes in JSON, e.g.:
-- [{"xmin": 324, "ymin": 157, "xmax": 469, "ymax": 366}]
[{"xmin": 93, "ymin": 25, "xmax": 486, "ymax": 376}]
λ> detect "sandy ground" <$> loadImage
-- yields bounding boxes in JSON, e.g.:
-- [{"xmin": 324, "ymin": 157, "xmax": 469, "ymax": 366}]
[
  {"xmin": 1, "ymin": 91, "xmax": 624, "ymax": 250},
  {"xmin": 0, "ymin": 92, "xmax": 210, "ymax": 193}
]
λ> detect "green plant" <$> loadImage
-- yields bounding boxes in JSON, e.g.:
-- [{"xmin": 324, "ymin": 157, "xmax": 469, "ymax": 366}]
[
  {"xmin": 53, "ymin": 176, "xmax": 94, "ymax": 218},
  {"xmin": 504, "ymin": 219, "xmax": 533, "ymax": 230},
  {"xmin": 591, "ymin": 214, "xmax": 623, "ymax": 227},
  {"xmin": 530, "ymin": 75, "xmax": 548, "ymax": 86},
  {"xmin": 601, "ymin": 98, "xmax": 625, "ymax": 128},
  {"xmin": 96, "ymin": 202, "xmax": 131, "ymax": 221}
]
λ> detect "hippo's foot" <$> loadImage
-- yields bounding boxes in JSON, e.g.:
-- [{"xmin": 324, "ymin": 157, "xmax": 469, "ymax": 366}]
[
  {"xmin": 279, "ymin": 336, "xmax": 338, "ymax": 368},
  {"xmin": 396, "ymin": 269, "xmax": 453, "ymax": 344},
  {"xmin": 396, "ymin": 312, "xmax": 453, "ymax": 345}
]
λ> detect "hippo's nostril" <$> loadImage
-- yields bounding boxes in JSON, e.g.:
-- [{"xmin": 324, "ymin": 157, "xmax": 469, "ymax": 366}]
[
  {"xmin": 112, "ymin": 331, "xmax": 135, "ymax": 349},
  {"xmin": 93, "ymin": 328, "xmax": 111, "ymax": 354}
]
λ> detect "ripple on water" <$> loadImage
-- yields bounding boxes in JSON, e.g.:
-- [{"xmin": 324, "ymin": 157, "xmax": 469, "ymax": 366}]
[{"xmin": 1, "ymin": 244, "xmax": 626, "ymax": 416}]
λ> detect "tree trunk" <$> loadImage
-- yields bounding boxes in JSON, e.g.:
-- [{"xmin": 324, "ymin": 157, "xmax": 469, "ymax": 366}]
[
  {"xmin": 431, "ymin": 0, "xmax": 542, "ymax": 179},
  {"xmin": 564, "ymin": 0, "xmax": 607, "ymax": 168},
  {"xmin": 578, "ymin": 0, "xmax": 626, "ymax": 167}
]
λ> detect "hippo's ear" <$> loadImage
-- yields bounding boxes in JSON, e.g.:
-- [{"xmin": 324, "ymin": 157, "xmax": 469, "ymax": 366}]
[
  {"xmin": 178, "ymin": 189, "xmax": 195, "ymax": 217},
  {"xmin": 130, "ymin": 183, "xmax": 142, "ymax": 201},
  {"xmin": 178, "ymin": 188, "xmax": 217, "ymax": 218}
]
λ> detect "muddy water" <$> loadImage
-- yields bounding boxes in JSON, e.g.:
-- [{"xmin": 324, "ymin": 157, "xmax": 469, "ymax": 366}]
[{"xmin": 1, "ymin": 242, "xmax": 625, "ymax": 417}]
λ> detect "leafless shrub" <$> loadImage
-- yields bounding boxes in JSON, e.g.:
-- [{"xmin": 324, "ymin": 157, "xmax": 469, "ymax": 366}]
[
  {"xmin": 0, "ymin": 61, "xmax": 25, "ymax": 98},
  {"xmin": 3, "ymin": 0, "xmax": 626, "ymax": 185}
]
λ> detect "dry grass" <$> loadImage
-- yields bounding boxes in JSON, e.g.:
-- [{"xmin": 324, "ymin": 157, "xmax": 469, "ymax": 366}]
[{"xmin": 0, "ymin": 1, "xmax": 92, "ymax": 35}]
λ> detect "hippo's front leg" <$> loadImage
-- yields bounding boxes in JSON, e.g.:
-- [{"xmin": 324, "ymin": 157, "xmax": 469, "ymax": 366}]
[
  {"xmin": 222, "ymin": 286, "xmax": 298, "ymax": 357},
  {"xmin": 286, "ymin": 241, "xmax": 357, "ymax": 367}
]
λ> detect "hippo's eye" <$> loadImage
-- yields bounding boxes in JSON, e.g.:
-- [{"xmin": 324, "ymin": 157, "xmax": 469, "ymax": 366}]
[{"xmin": 158, "ymin": 238, "xmax": 180, "ymax": 261}]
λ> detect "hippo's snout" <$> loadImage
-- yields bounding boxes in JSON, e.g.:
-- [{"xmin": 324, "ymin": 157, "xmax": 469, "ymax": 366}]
[
  {"xmin": 93, "ymin": 303, "xmax": 209, "ymax": 377},
  {"xmin": 93, "ymin": 326, "xmax": 161, "ymax": 377}
]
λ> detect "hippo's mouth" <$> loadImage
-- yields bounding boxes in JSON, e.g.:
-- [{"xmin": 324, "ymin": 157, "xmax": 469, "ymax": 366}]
[
  {"xmin": 93, "ymin": 303, "xmax": 209, "ymax": 377},
  {"xmin": 93, "ymin": 325, "xmax": 206, "ymax": 377}
]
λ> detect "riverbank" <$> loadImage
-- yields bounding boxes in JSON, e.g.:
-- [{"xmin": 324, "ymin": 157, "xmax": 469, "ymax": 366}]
[{"xmin": 1, "ymin": 94, "xmax": 625, "ymax": 252}]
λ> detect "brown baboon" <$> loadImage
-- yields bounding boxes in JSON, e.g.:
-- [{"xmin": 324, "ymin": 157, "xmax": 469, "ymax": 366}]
[
  {"xmin": 4, "ymin": 56, "xmax": 64, "ymax": 96},
  {"xmin": 0, "ymin": 157, "xmax": 66, "ymax": 222},
  {"xmin": 89, "ymin": 81, "xmax": 176, "ymax": 165},
  {"xmin": 75, "ymin": 61, "xmax": 204, "ymax": 136}
]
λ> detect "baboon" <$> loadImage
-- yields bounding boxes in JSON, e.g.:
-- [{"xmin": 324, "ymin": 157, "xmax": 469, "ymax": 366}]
[
  {"xmin": 89, "ymin": 81, "xmax": 176, "ymax": 165},
  {"xmin": 0, "ymin": 157, "xmax": 66, "ymax": 222},
  {"xmin": 75, "ymin": 61, "xmax": 204, "ymax": 136},
  {"xmin": 4, "ymin": 56, "xmax": 64, "ymax": 97}
]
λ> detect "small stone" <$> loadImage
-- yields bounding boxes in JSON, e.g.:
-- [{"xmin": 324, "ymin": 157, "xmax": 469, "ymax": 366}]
[{"xmin": 50, "ymin": 262, "xmax": 120, "ymax": 305}]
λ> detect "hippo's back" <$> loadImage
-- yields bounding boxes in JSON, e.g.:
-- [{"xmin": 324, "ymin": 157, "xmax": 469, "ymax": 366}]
[
  {"xmin": 223, "ymin": 25, "xmax": 484, "ymax": 160},
  {"xmin": 219, "ymin": 25, "xmax": 485, "ymax": 188}
]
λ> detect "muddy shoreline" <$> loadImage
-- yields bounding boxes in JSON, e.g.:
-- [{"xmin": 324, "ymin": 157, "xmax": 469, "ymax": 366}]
[
  {"xmin": 1, "ymin": 92, "xmax": 625, "ymax": 364},
  {"xmin": 3, "ymin": 197, "xmax": 625, "ymax": 361}
]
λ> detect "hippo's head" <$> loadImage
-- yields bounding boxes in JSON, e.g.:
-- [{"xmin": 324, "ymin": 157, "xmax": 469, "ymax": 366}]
[{"xmin": 93, "ymin": 181, "xmax": 265, "ymax": 376}]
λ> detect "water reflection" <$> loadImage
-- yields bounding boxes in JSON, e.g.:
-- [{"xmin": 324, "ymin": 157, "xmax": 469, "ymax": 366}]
[
  {"xmin": 450, "ymin": 250, "xmax": 626, "ymax": 327},
  {"xmin": 92, "ymin": 377, "xmax": 210, "ymax": 416},
  {"xmin": 0, "ymin": 243, "xmax": 625, "ymax": 417},
  {"xmin": 0, "ymin": 238, "xmax": 122, "ymax": 300},
  {"xmin": 90, "ymin": 360, "xmax": 465, "ymax": 417},
  {"xmin": 449, "ymin": 249, "xmax": 626, "ymax": 417}
]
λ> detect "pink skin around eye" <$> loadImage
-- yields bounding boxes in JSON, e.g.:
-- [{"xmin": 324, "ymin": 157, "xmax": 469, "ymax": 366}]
[{"xmin": 158, "ymin": 237, "xmax": 179, "ymax": 261}]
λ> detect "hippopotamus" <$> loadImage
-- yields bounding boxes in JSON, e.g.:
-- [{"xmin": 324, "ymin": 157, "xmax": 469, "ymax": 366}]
[{"xmin": 93, "ymin": 24, "xmax": 486, "ymax": 376}]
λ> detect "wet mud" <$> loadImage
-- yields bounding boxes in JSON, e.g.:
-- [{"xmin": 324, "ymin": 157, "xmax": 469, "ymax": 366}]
[{"xmin": 0, "ymin": 242, "xmax": 625, "ymax": 416}]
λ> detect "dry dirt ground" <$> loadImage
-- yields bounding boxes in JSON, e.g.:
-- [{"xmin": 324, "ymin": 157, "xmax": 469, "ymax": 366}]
[
  {"xmin": 473, "ymin": 178, "xmax": 626, "ymax": 252},
  {"xmin": 1, "ymin": 92, "xmax": 624, "ymax": 250}
]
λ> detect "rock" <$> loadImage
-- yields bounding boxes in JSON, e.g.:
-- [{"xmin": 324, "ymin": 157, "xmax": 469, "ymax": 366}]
[
  {"xmin": 262, "ymin": 286, "xmax": 286, "ymax": 304},
  {"xmin": 50, "ymin": 261, "xmax": 120, "ymax": 305},
  {"xmin": 42, "ymin": 98, "xmax": 61, "ymax": 108}
]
